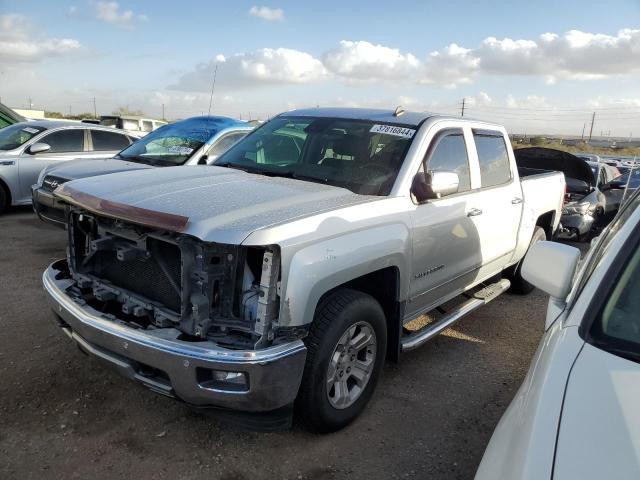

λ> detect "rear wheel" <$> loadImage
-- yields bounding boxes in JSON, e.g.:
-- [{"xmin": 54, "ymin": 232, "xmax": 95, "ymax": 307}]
[
  {"xmin": 504, "ymin": 226, "xmax": 547, "ymax": 295},
  {"xmin": 295, "ymin": 288, "xmax": 387, "ymax": 432}
]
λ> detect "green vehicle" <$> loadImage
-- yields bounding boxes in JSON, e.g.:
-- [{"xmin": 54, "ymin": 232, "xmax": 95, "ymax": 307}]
[{"xmin": 0, "ymin": 102, "xmax": 25, "ymax": 129}]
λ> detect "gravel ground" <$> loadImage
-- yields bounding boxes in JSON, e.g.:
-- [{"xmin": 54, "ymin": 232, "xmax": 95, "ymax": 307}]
[{"xmin": 0, "ymin": 206, "xmax": 575, "ymax": 480}]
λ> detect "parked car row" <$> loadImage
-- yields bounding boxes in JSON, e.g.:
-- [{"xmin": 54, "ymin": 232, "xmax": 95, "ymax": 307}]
[
  {"xmin": 517, "ymin": 147, "xmax": 635, "ymax": 241},
  {"xmin": 32, "ymin": 116, "xmax": 253, "ymax": 226}
]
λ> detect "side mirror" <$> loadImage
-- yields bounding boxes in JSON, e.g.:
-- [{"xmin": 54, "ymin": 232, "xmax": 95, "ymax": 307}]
[
  {"xmin": 28, "ymin": 142, "xmax": 51, "ymax": 155},
  {"xmin": 197, "ymin": 155, "xmax": 208, "ymax": 165},
  {"xmin": 411, "ymin": 171, "xmax": 459, "ymax": 203},
  {"xmin": 522, "ymin": 241, "xmax": 581, "ymax": 299}
]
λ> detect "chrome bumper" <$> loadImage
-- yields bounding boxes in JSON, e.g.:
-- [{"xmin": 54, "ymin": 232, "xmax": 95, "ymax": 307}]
[
  {"xmin": 43, "ymin": 261, "xmax": 307, "ymax": 412},
  {"xmin": 32, "ymin": 186, "xmax": 66, "ymax": 228}
]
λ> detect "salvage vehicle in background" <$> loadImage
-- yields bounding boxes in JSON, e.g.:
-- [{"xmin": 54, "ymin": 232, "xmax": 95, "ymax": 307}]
[
  {"xmin": 96, "ymin": 115, "xmax": 167, "ymax": 136},
  {"xmin": 476, "ymin": 187, "xmax": 640, "ymax": 480},
  {"xmin": 43, "ymin": 107, "xmax": 565, "ymax": 431},
  {"xmin": 0, "ymin": 121, "xmax": 135, "ymax": 213},
  {"xmin": 32, "ymin": 116, "xmax": 252, "ymax": 227},
  {"xmin": 0, "ymin": 102, "xmax": 26, "ymax": 130},
  {"xmin": 516, "ymin": 147, "xmax": 623, "ymax": 241}
]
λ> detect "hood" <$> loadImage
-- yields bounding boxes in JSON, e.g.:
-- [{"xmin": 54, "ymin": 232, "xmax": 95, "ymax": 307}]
[
  {"xmin": 553, "ymin": 343, "xmax": 640, "ymax": 479},
  {"xmin": 515, "ymin": 147, "xmax": 595, "ymax": 187},
  {"xmin": 45, "ymin": 157, "xmax": 153, "ymax": 181},
  {"xmin": 56, "ymin": 166, "xmax": 378, "ymax": 244}
]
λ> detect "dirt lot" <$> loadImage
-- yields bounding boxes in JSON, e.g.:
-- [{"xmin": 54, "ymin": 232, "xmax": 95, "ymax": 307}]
[{"xmin": 0, "ymin": 207, "xmax": 568, "ymax": 479}]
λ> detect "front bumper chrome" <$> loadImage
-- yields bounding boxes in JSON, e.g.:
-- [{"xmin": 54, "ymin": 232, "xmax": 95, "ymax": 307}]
[{"xmin": 43, "ymin": 260, "xmax": 307, "ymax": 412}]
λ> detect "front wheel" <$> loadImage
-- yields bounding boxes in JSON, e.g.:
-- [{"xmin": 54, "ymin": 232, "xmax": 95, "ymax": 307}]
[
  {"xmin": 504, "ymin": 226, "xmax": 547, "ymax": 295},
  {"xmin": 295, "ymin": 288, "xmax": 387, "ymax": 432}
]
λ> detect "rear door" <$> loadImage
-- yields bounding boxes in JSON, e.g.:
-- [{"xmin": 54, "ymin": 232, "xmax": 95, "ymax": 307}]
[
  {"xmin": 17, "ymin": 128, "xmax": 86, "ymax": 200},
  {"xmin": 468, "ymin": 130, "xmax": 523, "ymax": 276},
  {"xmin": 88, "ymin": 129, "xmax": 132, "ymax": 158}
]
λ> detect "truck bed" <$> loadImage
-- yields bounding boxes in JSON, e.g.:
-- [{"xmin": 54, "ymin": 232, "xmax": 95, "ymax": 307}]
[{"xmin": 517, "ymin": 165, "xmax": 563, "ymax": 179}]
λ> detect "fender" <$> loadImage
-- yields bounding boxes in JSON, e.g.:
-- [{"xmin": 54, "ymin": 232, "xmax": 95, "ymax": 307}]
[{"xmin": 279, "ymin": 223, "xmax": 410, "ymax": 327}]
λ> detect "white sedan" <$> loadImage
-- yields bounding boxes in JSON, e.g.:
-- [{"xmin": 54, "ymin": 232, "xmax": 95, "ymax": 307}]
[{"xmin": 476, "ymin": 188, "xmax": 640, "ymax": 479}]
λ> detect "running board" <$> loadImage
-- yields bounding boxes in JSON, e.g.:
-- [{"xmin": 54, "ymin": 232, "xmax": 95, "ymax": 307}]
[{"xmin": 401, "ymin": 278, "xmax": 510, "ymax": 352}]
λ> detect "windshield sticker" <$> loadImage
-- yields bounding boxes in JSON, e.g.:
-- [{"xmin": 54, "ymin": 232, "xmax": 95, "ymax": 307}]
[
  {"xmin": 22, "ymin": 127, "xmax": 40, "ymax": 134},
  {"xmin": 370, "ymin": 124, "xmax": 416, "ymax": 138},
  {"xmin": 167, "ymin": 145, "xmax": 194, "ymax": 155}
]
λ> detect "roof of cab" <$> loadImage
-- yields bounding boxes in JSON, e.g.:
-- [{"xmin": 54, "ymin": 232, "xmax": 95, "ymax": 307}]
[
  {"xmin": 172, "ymin": 115, "xmax": 251, "ymax": 130},
  {"xmin": 282, "ymin": 107, "xmax": 502, "ymax": 129}
]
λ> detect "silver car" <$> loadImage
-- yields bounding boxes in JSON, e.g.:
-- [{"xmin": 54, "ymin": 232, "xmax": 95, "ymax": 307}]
[{"xmin": 0, "ymin": 120, "xmax": 136, "ymax": 213}]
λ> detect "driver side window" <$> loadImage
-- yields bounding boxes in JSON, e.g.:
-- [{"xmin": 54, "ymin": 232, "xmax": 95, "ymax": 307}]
[{"xmin": 419, "ymin": 129, "xmax": 471, "ymax": 195}]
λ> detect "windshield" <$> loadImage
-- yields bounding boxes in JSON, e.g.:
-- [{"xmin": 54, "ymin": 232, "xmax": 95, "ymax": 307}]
[
  {"xmin": 117, "ymin": 121, "xmax": 213, "ymax": 166},
  {"xmin": 214, "ymin": 116, "xmax": 416, "ymax": 195},
  {"xmin": 590, "ymin": 237, "xmax": 640, "ymax": 363},
  {"xmin": 0, "ymin": 124, "xmax": 46, "ymax": 151}
]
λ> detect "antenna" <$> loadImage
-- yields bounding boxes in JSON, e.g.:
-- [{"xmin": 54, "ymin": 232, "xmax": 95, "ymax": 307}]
[
  {"xmin": 208, "ymin": 64, "xmax": 218, "ymax": 116},
  {"xmin": 393, "ymin": 105, "xmax": 405, "ymax": 117}
]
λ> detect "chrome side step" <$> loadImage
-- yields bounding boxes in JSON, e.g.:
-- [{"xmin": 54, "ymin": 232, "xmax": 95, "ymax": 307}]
[{"xmin": 401, "ymin": 279, "xmax": 510, "ymax": 352}]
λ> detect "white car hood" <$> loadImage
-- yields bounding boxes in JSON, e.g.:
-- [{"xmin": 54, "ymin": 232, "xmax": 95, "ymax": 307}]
[
  {"xmin": 57, "ymin": 165, "xmax": 378, "ymax": 244},
  {"xmin": 554, "ymin": 342, "xmax": 640, "ymax": 478}
]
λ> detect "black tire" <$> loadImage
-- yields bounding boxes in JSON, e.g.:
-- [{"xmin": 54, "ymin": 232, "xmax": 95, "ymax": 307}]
[
  {"xmin": 504, "ymin": 226, "xmax": 547, "ymax": 295},
  {"xmin": 295, "ymin": 288, "xmax": 387, "ymax": 432},
  {"xmin": 0, "ymin": 184, "xmax": 8, "ymax": 214}
]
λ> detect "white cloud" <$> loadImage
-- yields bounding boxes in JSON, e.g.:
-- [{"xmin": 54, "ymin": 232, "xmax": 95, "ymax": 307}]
[
  {"xmin": 0, "ymin": 14, "xmax": 82, "ymax": 64},
  {"xmin": 323, "ymin": 40, "xmax": 421, "ymax": 82},
  {"xmin": 170, "ymin": 48, "xmax": 327, "ymax": 91},
  {"xmin": 93, "ymin": 1, "xmax": 147, "ymax": 28},
  {"xmin": 425, "ymin": 29, "xmax": 640, "ymax": 86},
  {"xmin": 248, "ymin": 6, "xmax": 284, "ymax": 22},
  {"xmin": 422, "ymin": 44, "xmax": 480, "ymax": 88}
]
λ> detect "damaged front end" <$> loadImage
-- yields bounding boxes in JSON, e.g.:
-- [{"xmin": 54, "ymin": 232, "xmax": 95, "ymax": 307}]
[{"xmin": 66, "ymin": 208, "xmax": 291, "ymax": 350}]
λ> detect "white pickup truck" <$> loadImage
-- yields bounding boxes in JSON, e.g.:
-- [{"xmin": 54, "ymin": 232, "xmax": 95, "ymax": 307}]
[{"xmin": 43, "ymin": 108, "xmax": 565, "ymax": 431}]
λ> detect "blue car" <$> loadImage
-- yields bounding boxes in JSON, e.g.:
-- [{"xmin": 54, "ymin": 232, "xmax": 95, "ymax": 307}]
[{"xmin": 32, "ymin": 116, "xmax": 253, "ymax": 227}]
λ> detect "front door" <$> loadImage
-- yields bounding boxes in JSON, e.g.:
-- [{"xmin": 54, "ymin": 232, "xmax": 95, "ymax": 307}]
[
  {"xmin": 17, "ymin": 128, "xmax": 86, "ymax": 201},
  {"xmin": 407, "ymin": 128, "xmax": 483, "ymax": 317}
]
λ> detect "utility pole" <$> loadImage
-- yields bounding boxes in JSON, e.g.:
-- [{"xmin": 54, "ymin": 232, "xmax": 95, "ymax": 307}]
[
  {"xmin": 581, "ymin": 123, "xmax": 585, "ymax": 140},
  {"xmin": 588, "ymin": 112, "xmax": 595, "ymax": 142},
  {"xmin": 28, "ymin": 96, "xmax": 32, "ymax": 109},
  {"xmin": 92, "ymin": 97, "xmax": 97, "ymax": 118},
  {"xmin": 69, "ymin": 105, "xmax": 72, "ymax": 117},
  {"xmin": 461, "ymin": 98, "xmax": 466, "ymax": 117}
]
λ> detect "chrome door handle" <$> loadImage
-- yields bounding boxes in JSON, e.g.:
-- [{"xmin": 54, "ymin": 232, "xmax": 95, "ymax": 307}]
[
  {"xmin": 512, "ymin": 197, "xmax": 523, "ymax": 204},
  {"xmin": 467, "ymin": 208, "xmax": 483, "ymax": 217}
]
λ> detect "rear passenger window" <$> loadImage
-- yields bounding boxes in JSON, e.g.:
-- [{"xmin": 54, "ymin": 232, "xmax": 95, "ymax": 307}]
[
  {"xmin": 474, "ymin": 132, "xmax": 511, "ymax": 187},
  {"xmin": 424, "ymin": 130, "xmax": 471, "ymax": 193},
  {"xmin": 91, "ymin": 130, "xmax": 130, "ymax": 151},
  {"xmin": 41, "ymin": 129, "xmax": 84, "ymax": 153}
]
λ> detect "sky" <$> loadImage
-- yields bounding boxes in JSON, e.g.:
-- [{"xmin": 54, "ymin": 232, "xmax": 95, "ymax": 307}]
[{"xmin": 1, "ymin": 0, "xmax": 639, "ymax": 136}]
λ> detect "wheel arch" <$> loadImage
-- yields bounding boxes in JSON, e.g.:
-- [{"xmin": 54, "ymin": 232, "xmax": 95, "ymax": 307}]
[
  {"xmin": 0, "ymin": 175, "xmax": 13, "ymax": 208},
  {"xmin": 535, "ymin": 210, "xmax": 556, "ymax": 239}
]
